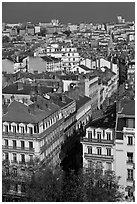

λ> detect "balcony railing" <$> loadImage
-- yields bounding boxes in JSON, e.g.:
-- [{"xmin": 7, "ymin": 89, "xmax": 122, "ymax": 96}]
[
  {"xmin": 123, "ymin": 127, "xmax": 135, "ymax": 133},
  {"xmin": 2, "ymin": 145, "xmax": 35, "ymax": 152},
  {"xmin": 84, "ymin": 153, "xmax": 113, "ymax": 160},
  {"xmin": 81, "ymin": 137, "xmax": 113, "ymax": 144},
  {"xmin": 3, "ymin": 131, "xmax": 37, "ymax": 138}
]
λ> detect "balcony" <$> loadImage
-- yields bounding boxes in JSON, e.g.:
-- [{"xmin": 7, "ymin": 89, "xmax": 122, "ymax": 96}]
[
  {"xmin": 123, "ymin": 127, "xmax": 135, "ymax": 134},
  {"xmin": 2, "ymin": 145, "xmax": 35, "ymax": 153},
  {"xmin": 81, "ymin": 137, "xmax": 113, "ymax": 144},
  {"xmin": 84, "ymin": 153, "xmax": 113, "ymax": 160},
  {"xmin": 3, "ymin": 131, "xmax": 38, "ymax": 138}
]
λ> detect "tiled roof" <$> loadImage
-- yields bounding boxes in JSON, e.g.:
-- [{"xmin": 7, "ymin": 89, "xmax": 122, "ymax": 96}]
[
  {"xmin": 3, "ymin": 100, "xmax": 38, "ymax": 123},
  {"xmin": 2, "ymin": 84, "xmax": 53, "ymax": 95},
  {"xmin": 2, "ymin": 96, "xmax": 60, "ymax": 124},
  {"xmin": 48, "ymin": 93, "xmax": 74, "ymax": 108},
  {"xmin": 76, "ymin": 95, "xmax": 91, "ymax": 110},
  {"xmin": 88, "ymin": 104, "xmax": 116, "ymax": 129},
  {"xmin": 121, "ymin": 100, "xmax": 135, "ymax": 116}
]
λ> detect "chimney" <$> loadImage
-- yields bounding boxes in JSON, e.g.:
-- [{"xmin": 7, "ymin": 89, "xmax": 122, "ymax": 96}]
[
  {"xmin": 17, "ymin": 82, "xmax": 23, "ymax": 90},
  {"xmin": 110, "ymin": 56, "xmax": 113, "ymax": 70},
  {"xmin": 62, "ymin": 93, "xmax": 66, "ymax": 103}
]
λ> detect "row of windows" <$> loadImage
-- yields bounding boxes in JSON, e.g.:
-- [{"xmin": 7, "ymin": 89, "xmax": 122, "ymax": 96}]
[
  {"xmin": 3, "ymin": 112, "xmax": 62, "ymax": 134},
  {"xmin": 4, "ymin": 124, "xmax": 35, "ymax": 134},
  {"xmin": 87, "ymin": 146, "xmax": 112, "ymax": 156},
  {"xmin": 4, "ymin": 139, "xmax": 33, "ymax": 150},
  {"xmin": 88, "ymin": 131, "xmax": 112, "ymax": 140},
  {"xmin": 4, "ymin": 152, "xmax": 33, "ymax": 163}
]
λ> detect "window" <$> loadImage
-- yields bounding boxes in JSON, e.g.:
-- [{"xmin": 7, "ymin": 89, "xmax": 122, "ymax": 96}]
[
  {"xmin": 5, "ymin": 152, "xmax": 9, "ymax": 161},
  {"xmin": 88, "ymin": 131, "xmax": 92, "ymax": 140},
  {"xmin": 21, "ymin": 141, "xmax": 25, "ymax": 149},
  {"xmin": 13, "ymin": 168, "xmax": 17, "ymax": 176},
  {"xmin": 88, "ymin": 147, "xmax": 92, "ymax": 154},
  {"xmin": 97, "ymin": 147, "xmax": 102, "ymax": 155},
  {"xmin": 5, "ymin": 139, "xmax": 8, "ymax": 147},
  {"xmin": 128, "ymin": 136, "xmax": 133, "ymax": 145},
  {"xmin": 88, "ymin": 161, "xmax": 92, "ymax": 168},
  {"xmin": 107, "ymin": 148, "xmax": 111, "ymax": 156},
  {"xmin": 127, "ymin": 169, "xmax": 133, "ymax": 180},
  {"xmin": 97, "ymin": 132, "xmax": 101, "ymax": 141},
  {"xmin": 13, "ymin": 126, "xmax": 16, "ymax": 133},
  {"xmin": 128, "ymin": 188, "xmax": 133, "ymax": 198},
  {"xmin": 106, "ymin": 162, "xmax": 112, "ymax": 170},
  {"xmin": 4, "ymin": 125, "xmax": 8, "ymax": 133},
  {"xmin": 29, "ymin": 155, "xmax": 33, "ymax": 162},
  {"xmin": 13, "ymin": 153, "xmax": 17, "ymax": 162},
  {"xmin": 127, "ymin": 119, "xmax": 135, "ymax": 128},
  {"xmin": 5, "ymin": 167, "xmax": 9, "ymax": 175},
  {"xmin": 21, "ymin": 154, "xmax": 25, "ymax": 163},
  {"xmin": 29, "ymin": 141, "xmax": 33, "ymax": 150},
  {"xmin": 106, "ymin": 132, "xmax": 111, "ymax": 140},
  {"xmin": 13, "ymin": 140, "xmax": 17, "ymax": 149},
  {"xmin": 29, "ymin": 127, "xmax": 33, "ymax": 135},
  {"xmin": 127, "ymin": 152, "xmax": 133, "ymax": 163},
  {"xmin": 20, "ymin": 126, "xmax": 25, "ymax": 134}
]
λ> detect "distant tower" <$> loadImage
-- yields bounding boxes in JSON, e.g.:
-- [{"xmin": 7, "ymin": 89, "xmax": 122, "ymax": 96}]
[{"xmin": 108, "ymin": 31, "xmax": 114, "ymax": 56}]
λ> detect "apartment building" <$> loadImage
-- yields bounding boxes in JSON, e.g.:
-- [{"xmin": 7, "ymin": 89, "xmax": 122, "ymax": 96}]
[
  {"xmin": 81, "ymin": 105, "xmax": 116, "ymax": 171},
  {"xmin": 46, "ymin": 43, "xmax": 81, "ymax": 70},
  {"xmin": 114, "ymin": 99, "xmax": 135, "ymax": 200},
  {"xmin": 2, "ymin": 95, "xmax": 64, "ymax": 168},
  {"xmin": 41, "ymin": 56, "xmax": 62, "ymax": 72}
]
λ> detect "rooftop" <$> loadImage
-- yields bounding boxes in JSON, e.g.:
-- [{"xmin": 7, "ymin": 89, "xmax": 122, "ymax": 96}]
[{"xmin": 2, "ymin": 96, "xmax": 60, "ymax": 124}]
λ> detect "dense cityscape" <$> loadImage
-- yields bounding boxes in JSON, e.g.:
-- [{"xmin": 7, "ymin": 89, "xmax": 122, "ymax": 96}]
[{"xmin": 2, "ymin": 2, "xmax": 135, "ymax": 202}]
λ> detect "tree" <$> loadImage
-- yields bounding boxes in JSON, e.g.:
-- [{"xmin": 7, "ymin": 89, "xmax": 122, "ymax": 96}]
[
  {"xmin": 78, "ymin": 164, "xmax": 124, "ymax": 202},
  {"xmin": 2, "ymin": 35, "xmax": 10, "ymax": 43},
  {"xmin": 2, "ymin": 159, "xmax": 124, "ymax": 202}
]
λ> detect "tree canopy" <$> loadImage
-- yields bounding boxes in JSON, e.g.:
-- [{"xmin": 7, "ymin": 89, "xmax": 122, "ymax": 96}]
[{"xmin": 2, "ymin": 159, "xmax": 124, "ymax": 202}]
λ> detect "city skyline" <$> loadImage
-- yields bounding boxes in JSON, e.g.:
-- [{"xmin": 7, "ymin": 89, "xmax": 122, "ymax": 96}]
[{"xmin": 2, "ymin": 2, "xmax": 135, "ymax": 24}]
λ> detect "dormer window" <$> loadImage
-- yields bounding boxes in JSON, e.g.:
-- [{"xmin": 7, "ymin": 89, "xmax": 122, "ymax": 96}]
[
  {"xmin": 97, "ymin": 132, "xmax": 101, "ymax": 141},
  {"xmin": 88, "ymin": 131, "xmax": 92, "ymax": 140},
  {"xmin": 13, "ymin": 126, "xmax": 16, "ymax": 133},
  {"xmin": 29, "ymin": 127, "xmax": 33, "ymax": 135},
  {"xmin": 21, "ymin": 126, "xmax": 25, "ymax": 134},
  {"xmin": 4, "ymin": 125, "xmax": 8, "ymax": 133}
]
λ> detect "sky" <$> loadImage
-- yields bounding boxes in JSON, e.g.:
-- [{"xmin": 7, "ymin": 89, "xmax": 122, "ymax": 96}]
[{"xmin": 2, "ymin": 2, "xmax": 135, "ymax": 24}]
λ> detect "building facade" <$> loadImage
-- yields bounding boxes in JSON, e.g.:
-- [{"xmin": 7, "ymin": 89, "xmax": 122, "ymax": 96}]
[{"xmin": 114, "ymin": 99, "xmax": 135, "ymax": 200}]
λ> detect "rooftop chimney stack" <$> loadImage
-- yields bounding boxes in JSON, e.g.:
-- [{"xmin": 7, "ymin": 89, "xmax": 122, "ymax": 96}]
[{"xmin": 62, "ymin": 93, "xmax": 66, "ymax": 103}]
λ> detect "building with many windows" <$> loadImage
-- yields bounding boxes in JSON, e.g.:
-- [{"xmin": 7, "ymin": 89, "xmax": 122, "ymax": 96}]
[
  {"xmin": 2, "ymin": 96, "xmax": 64, "ymax": 168},
  {"xmin": 81, "ymin": 104, "xmax": 116, "ymax": 171},
  {"xmin": 114, "ymin": 99, "xmax": 135, "ymax": 200}
]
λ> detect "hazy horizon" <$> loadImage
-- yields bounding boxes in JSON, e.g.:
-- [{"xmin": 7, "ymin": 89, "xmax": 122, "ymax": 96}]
[{"xmin": 2, "ymin": 2, "xmax": 135, "ymax": 24}]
